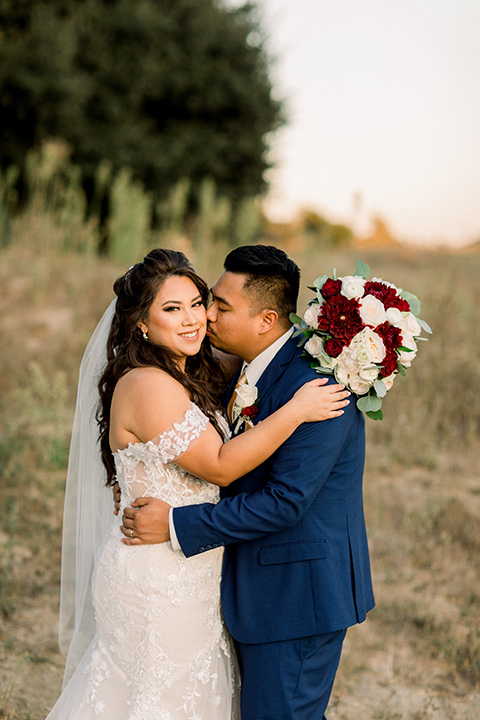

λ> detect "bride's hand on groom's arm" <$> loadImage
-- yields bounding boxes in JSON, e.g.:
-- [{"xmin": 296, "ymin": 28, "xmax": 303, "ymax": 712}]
[{"xmin": 120, "ymin": 497, "xmax": 171, "ymax": 545}]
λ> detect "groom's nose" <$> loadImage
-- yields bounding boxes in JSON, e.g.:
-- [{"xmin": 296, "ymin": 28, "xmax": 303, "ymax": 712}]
[{"xmin": 206, "ymin": 303, "xmax": 217, "ymax": 322}]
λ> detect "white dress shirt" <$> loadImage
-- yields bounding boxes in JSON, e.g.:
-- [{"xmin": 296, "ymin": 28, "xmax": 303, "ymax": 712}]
[{"xmin": 169, "ymin": 327, "xmax": 294, "ymax": 551}]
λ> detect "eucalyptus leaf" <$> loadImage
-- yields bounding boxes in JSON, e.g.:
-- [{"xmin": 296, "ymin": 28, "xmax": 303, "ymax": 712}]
[
  {"xmin": 400, "ymin": 290, "xmax": 421, "ymax": 316},
  {"xmin": 354, "ymin": 259, "xmax": 371, "ymax": 279},
  {"xmin": 398, "ymin": 345, "xmax": 413, "ymax": 353},
  {"xmin": 313, "ymin": 275, "xmax": 329, "ymax": 290},
  {"xmin": 316, "ymin": 366, "xmax": 334, "ymax": 375},
  {"xmin": 356, "ymin": 394, "xmax": 383, "ymax": 413},
  {"xmin": 289, "ymin": 312, "xmax": 303, "ymax": 325},
  {"xmin": 366, "ymin": 409, "xmax": 384, "ymax": 421},
  {"xmin": 374, "ymin": 379, "xmax": 387, "ymax": 398},
  {"xmin": 397, "ymin": 363, "xmax": 406, "ymax": 376},
  {"xmin": 417, "ymin": 317, "xmax": 433, "ymax": 334}
]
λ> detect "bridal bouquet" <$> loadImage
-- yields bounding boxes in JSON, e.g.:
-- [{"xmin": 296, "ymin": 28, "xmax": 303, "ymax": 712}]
[{"xmin": 290, "ymin": 260, "xmax": 431, "ymax": 420}]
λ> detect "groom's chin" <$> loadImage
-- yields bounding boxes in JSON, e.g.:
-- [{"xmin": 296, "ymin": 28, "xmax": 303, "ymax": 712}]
[
  {"xmin": 208, "ymin": 335, "xmax": 234, "ymax": 355},
  {"xmin": 206, "ymin": 330, "xmax": 220, "ymax": 346}
]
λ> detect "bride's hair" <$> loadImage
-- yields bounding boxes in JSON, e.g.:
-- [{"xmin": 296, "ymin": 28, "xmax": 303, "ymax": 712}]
[{"xmin": 97, "ymin": 248, "xmax": 227, "ymax": 485}]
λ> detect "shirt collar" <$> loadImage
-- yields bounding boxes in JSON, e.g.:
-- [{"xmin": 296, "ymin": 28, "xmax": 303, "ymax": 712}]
[{"xmin": 242, "ymin": 327, "xmax": 294, "ymax": 387}]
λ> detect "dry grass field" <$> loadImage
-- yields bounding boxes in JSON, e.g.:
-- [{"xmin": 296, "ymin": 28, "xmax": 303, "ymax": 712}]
[{"xmin": 0, "ymin": 236, "xmax": 479, "ymax": 719}]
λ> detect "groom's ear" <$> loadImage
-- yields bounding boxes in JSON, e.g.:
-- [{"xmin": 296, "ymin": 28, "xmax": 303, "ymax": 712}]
[{"xmin": 257, "ymin": 308, "xmax": 279, "ymax": 334}]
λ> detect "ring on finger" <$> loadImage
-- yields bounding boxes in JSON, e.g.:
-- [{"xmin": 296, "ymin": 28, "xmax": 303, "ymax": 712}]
[{"xmin": 130, "ymin": 529, "xmax": 134, "ymax": 538}]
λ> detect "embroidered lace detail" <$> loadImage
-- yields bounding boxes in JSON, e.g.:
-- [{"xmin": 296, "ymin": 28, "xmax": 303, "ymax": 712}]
[
  {"xmin": 146, "ymin": 402, "xmax": 210, "ymax": 464},
  {"xmin": 46, "ymin": 403, "xmax": 239, "ymax": 719},
  {"xmin": 113, "ymin": 402, "xmax": 219, "ymax": 510}
]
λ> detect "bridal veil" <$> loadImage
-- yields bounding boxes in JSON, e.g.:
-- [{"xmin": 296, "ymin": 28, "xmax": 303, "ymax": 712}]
[{"xmin": 59, "ymin": 299, "xmax": 116, "ymax": 686}]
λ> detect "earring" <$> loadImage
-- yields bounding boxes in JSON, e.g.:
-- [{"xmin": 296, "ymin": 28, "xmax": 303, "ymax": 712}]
[{"xmin": 142, "ymin": 330, "xmax": 148, "ymax": 341}]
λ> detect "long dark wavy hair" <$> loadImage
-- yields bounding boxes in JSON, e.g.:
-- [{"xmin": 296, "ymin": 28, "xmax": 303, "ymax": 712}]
[{"xmin": 97, "ymin": 248, "xmax": 228, "ymax": 485}]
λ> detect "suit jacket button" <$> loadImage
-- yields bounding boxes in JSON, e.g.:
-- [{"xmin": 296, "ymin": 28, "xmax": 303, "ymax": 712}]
[{"xmin": 199, "ymin": 546, "xmax": 205, "ymax": 552}]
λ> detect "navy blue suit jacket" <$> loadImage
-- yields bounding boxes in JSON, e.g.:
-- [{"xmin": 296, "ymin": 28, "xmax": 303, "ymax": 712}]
[{"xmin": 173, "ymin": 335, "xmax": 375, "ymax": 644}]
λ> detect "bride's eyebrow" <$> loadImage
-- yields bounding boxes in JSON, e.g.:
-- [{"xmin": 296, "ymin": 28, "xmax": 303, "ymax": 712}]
[{"xmin": 161, "ymin": 294, "xmax": 202, "ymax": 306}]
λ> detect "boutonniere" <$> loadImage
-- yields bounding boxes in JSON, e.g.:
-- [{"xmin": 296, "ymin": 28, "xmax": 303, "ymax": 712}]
[{"xmin": 232, "ymin": 383, "xmax": 259, "ymax": 434}]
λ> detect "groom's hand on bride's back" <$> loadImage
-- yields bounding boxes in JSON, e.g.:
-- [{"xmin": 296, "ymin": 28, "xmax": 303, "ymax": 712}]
[{"xmin": 120, "ymin": 497, "xmax": 171, "ymax": 545}]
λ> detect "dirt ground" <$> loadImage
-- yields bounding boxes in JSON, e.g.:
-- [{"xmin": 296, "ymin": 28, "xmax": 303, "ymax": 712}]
[{"xmin": 2, "ymin": 458, "xmax": 479, "ymax": 720}]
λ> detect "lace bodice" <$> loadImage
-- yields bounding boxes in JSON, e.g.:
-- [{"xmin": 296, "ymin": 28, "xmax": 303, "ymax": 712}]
[
  {"xmin": 46, "ymin": 401, "xmax": 240, "ymax": 719},
  {"xmin": 114, "ymin": 402, "xmax": 221, "ymax": 509}
]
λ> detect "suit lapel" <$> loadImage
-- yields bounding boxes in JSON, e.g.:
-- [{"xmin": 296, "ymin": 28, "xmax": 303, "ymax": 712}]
[
  {"xmin": 255, "ymin": 336, "xmax": 298, "ymax": 415},
  {"xmin": 224, "ymin": 336, "xmax": 298, "ymax": 430}
]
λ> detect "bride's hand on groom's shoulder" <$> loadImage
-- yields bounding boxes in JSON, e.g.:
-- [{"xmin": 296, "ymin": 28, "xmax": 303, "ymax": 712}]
[{"xmin": 120, "ymin": 497, "xmax": 171, "ymax": 545}]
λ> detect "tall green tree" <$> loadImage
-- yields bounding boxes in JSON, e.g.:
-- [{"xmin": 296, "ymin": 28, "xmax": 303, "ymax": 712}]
[{"xmin": 0, "ymin": 0, "xmax": 283, "ymax": 201}]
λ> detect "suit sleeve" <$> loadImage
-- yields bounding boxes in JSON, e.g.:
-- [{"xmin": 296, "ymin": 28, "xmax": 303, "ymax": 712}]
[{"xmin": 173, "ymin": 396, "xmax": 363, "ymax": 558}]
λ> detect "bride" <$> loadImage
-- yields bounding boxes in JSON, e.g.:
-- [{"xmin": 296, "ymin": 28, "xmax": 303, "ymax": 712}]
[{"xmin": 47, "ymin": 248, "xmax": 349, "ymax": 720}]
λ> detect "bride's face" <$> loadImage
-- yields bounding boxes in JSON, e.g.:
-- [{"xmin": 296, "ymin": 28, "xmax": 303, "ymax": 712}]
[{"xmin": 138, "ymin": 276, "xmax": 207, "ymax": 368}]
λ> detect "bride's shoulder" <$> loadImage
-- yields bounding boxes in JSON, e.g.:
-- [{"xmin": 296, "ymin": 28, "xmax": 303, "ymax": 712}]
[
  {"xmin": 112, "ymin": 367, "xmax": 192, "ymax": 443},
  {"xmin": 116, "ymin": 367, "xmax": 189, "ymax": 402}
]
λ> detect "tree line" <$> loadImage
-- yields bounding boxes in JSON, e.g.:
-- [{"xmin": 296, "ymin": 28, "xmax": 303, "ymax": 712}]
[{"xmin": 0, "ymin": 0, "xmax": 282, "ymax": 218}]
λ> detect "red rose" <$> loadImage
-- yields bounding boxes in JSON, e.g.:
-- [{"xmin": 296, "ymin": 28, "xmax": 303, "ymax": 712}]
[
  {"xmin": 317, "ymin": 295, "xmax": 363, "ymax": 343},
  {"xmin": 376, "ymin": 322, "xmax": 403, "ymax": 352},
  {"xmin": 324, "ymin": 338, "xmax": 344, "ymax": 358},
  {"xmin": 380, "ymin": 351, "xmax": 398, "ymax": 378},
  {"xmin": 364, "ymin": 281, "xmax": 410, "ymax": 311},
  {"xmin": 241, "ymin": 405, "xmax": 258, "ymax": 418},
  {"xmin": 321, "ymin": 278, "xmax": 341, "ymax": 299}
]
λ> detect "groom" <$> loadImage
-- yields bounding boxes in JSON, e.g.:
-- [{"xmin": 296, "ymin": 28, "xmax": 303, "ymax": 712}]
[{"xmin": 121, "ymin": 245, "xmax": 375, "ymax": 719}]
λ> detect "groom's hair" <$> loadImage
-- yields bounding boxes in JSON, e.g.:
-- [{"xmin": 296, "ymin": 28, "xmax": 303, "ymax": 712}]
[{"xmin": 224, "ymin": 245, "xmax": 300, "ymax": 325}]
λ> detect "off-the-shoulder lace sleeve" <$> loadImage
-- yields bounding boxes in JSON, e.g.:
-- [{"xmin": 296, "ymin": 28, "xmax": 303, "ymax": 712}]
[{"xmin": 149, "ymin": 402, "xmax": 209, "ymax": 463}]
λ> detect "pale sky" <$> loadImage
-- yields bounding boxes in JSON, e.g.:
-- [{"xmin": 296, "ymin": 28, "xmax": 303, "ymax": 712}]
[{"xmin": 244, "ymin": 0, "xmax": 480, "ymax": 246}]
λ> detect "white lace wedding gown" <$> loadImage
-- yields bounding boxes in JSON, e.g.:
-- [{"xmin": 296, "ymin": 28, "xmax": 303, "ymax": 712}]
[{"xmin": 47, "ymin": 403, "xmax": 240, "ymax": 720}]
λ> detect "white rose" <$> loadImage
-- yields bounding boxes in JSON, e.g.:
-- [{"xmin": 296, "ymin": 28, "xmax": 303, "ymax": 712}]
[
  {"xmin": 349, "ymin": 375, "xmax": 373, "ymax": 395},
  {"xmin": 340, "ymin": 275, "xmax": 366, "ymax": 300},
  {"xmin": 349, "ymin": 334, "xmax": 371, "ymax": 365},
  {"xmin": 303, "ymin": 303, "xmax": 321, "ymax": 328},
  {"xmin": 398, "ymin": 331, "xmax": 417, "ymax": 367},
  {"xmin": 234, "ymin": 383, "xmax": 258, "ymax": 409},
  {"xmin": 305, "ymin": 335, "xmax": 324, "ymax": 358},
  {"xmin": 385, "ymin": 307, "xmax": 403, "ymax": 328},
  {"xmin": 401, "ymin": 312, "xmax": 421, "ymax": 337},
  {"xmin": 359, "ymin": 294, "xmax": 387, "ymax": 327},
  {"xmin": 351, "ymin": 327, "xmax": 386, "ymax": 364},
  {"xmin": 318, "ymin": 351, "xmax": 338, "ymax": 370},
  {"xmin": 365, "ymin": 330, "xmax": 387, "ymax": 363},
  {"xmin": 382, "ymin": 373, "xmax": 396, "ymax": 391},
  {"xmin": 358, "ymin": 365, "xmax": 379, "ymax": 381},
  {"xmin": 337, "ymin": 346, "xmax": 362, "ymax": 375},
  {"xmin": 371, "ymin": 277, "xmax": 399, "ymax": 291}
]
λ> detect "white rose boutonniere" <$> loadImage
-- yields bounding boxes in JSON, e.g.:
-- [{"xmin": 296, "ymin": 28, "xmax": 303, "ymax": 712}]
[{"xmin": 232, "ymin": 383, "xmax": 259, "ymax": 434}]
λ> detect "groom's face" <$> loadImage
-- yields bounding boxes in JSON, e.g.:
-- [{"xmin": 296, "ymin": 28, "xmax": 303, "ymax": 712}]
[{"xmin": 206, "ymin": 271, "xmax": 263, "ymax": 361}]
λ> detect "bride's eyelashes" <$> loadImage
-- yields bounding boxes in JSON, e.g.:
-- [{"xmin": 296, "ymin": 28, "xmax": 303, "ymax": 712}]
[{"xmin": 163, "ymin": 300, "xmax": 204, "ymax": 312}]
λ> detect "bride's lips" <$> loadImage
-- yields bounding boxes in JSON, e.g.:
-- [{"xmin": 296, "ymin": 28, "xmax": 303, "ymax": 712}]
[{"xmin": 178, "ymin": 329, "xmax": 201, "ymax": 341}]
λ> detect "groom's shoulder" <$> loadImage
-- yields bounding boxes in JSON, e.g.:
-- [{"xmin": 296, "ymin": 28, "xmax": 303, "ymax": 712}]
[{"xmin": 281, "ymin": 338, "xmax": 335, "ymax": 387}]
